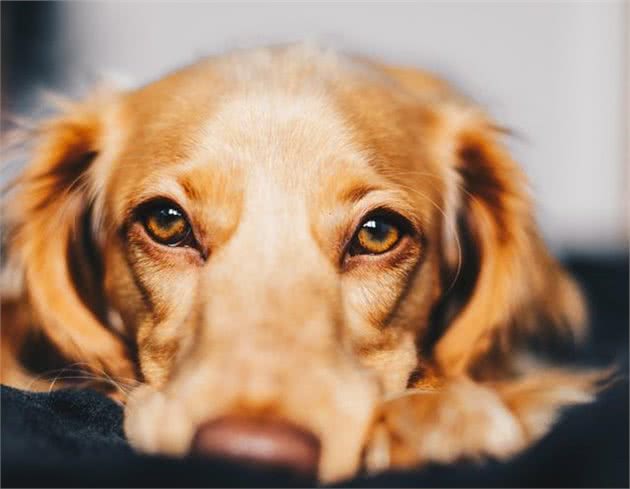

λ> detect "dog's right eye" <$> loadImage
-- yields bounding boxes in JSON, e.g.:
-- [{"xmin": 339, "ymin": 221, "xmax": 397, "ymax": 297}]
[{"xmin": 140, "ymin": 203, "xmax": 192, "ymax": 246}]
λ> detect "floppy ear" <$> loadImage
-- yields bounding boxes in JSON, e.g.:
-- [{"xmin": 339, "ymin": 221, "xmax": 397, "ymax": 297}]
[
  {"xmin": 4, "ymin": 91, "xmax": 135, "ymax": 380},
  {"xmin": 428, "ymin": 105, "xmax": 587, "ymax": 377}
]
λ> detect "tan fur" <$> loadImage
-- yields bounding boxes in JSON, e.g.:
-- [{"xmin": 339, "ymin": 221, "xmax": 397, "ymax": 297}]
[{"xmin": 1, "ymin": 44, "xmax": 599, "ymax": 482}]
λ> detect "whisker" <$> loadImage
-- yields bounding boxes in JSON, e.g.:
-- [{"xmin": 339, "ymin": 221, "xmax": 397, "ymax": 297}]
[
  {"xmin": 26, "ymin": 361, "xmax": 142, "ymax": 398},
  {"xmin": 46, "ymin": 373, "xmax": 135, "ymax": 396},
  {"xmin": 383, "ymin": 386, "xmax": 438, "ymax": 403},
  {"xmin": 24, "ymin": 362, "xmax": 95, "ymax": 391},
  {"xmin": 377, "ymin": 167, "xmax": 476, "ymax": 201},
  {"xmin": 384, "ymin": 180, "xmax": 464, "ymax": 294}
]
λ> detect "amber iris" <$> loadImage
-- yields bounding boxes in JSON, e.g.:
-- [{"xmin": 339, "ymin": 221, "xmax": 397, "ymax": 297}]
[
  {"xmin": 352, "ymin": 217, "xmax": 401, "ymax": 255},
  {"xmin": 143, "ymin": 205, "xmax": 191, "ymax": 246}
]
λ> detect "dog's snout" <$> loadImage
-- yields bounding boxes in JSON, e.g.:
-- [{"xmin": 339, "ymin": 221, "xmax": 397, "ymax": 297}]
[{"xmin": 190, "ymin": 416, "xmax": 320, "ymax": 479}]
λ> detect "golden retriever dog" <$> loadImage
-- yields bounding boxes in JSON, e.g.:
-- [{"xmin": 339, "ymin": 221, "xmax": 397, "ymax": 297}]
[{"xmin": 1, "ymin": 44, "xmax": 606, "ymax": 482}]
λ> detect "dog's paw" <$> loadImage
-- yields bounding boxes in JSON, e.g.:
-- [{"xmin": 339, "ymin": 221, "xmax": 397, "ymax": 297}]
[
  {"xmin": 363, "ymin": 379, "xmax": 527, "ymax": 474},
  {"xmin": 124, "ymin": 385, "xmax": 195, "ymax": 456}
]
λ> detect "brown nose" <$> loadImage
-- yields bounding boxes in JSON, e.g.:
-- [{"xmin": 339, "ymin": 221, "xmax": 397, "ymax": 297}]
[{"xmin": 190, "ymin": 416, "xmax": 320, "ymax": 480}]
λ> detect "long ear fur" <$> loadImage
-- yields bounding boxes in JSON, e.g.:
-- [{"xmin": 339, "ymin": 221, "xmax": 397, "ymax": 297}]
[
  {"xmin": 428, "ymin": 104, "xmax": 587, "ymax": 377},
  {"xmin": 2, "ymin": 90, "xmax": 135, "ymax": 381}
]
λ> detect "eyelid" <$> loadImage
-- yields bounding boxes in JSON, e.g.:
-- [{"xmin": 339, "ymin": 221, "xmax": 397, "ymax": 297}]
[
  {"xmin": 349, "ymin": 188, "xmax": 421, "ymax": 230},
  {"xmin": 124, "ymin": 187, "xmax": 189, "ymax": 223},
  {"xmin": 349, "ymin": 203, "xmax": 419, "ymax": 242},
  {"xmin": 131, "ymin": 197, "xmax": 191, "ymax": 227},
  {"xmin": 137, "ymin": 195, "xmax": 184, "ymax": 211}
]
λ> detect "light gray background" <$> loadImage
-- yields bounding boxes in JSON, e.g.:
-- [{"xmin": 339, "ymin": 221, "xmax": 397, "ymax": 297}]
[{"xmin": 51, "ymin": 1, "xmax": 628, "ymax": 254}]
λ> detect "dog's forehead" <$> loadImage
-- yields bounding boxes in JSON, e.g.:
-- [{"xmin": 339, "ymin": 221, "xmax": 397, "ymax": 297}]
[
  {"xmin": 108, "ymin": 46, "xmax": 435, "ymax": 224},
  {"xmin": 123, "ymin": 49, "xmax": 378, "ymax": 167},
  {"xmin": 188, "ymin": 89, "xmax": 370, "ymax": 186}
]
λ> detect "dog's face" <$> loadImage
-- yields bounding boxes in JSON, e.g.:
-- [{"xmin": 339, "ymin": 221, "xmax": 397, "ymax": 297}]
[
  {"xmin": 104, "ymin": 49, "xmax": 445, "ymax": 479},
  {"xmin": 5, "ymin": 45, "xmax": 586, "ymax": 482}
]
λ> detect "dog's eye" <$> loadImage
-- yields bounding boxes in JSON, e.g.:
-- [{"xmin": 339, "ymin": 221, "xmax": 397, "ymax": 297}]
[
  {"xmin": 349, "ymin": 215, "xmax": 402, "ymax": 255},
  {"xmin": 142, "ymin": 204, "xmax": 191, "ymax": 246}
]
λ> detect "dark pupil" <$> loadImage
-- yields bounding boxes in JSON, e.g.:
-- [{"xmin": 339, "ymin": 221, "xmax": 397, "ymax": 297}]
[
  {"xmin": 156, "ymin": 208, "xmax": 182, "ymax": 227},
  {"xmin": 363, "ymin": 219, "xmax": 391, "ymax": 241}
]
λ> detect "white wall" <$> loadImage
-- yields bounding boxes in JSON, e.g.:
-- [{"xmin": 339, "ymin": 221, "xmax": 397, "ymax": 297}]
[{"xmin": 57, "ymin": 1, "xmax": 628, "ymax": 253}]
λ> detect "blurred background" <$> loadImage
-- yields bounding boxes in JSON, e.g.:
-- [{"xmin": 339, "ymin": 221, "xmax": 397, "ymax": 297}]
[{"xmin": 1, "ymin": 1, "xmax": 628, "ymax": 256}]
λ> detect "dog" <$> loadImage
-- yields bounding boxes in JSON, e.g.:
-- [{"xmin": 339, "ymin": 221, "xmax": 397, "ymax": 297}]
[{"xmin": 0, "ymin": 44, "xmax": 605, "ymax": 482}]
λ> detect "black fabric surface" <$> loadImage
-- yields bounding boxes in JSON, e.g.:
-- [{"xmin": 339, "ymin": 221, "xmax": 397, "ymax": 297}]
[{"xmin": 2, "ymin": 254, "xmax": 628, "ymax": 488}]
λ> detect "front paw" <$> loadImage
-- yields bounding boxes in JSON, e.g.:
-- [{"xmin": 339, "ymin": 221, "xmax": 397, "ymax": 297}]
[{"xmin": 364, "ymin": 379, "xmax": 527, "ymax": 474}]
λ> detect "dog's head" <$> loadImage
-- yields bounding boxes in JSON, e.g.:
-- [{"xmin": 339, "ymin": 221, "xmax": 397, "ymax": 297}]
[{"xmin": 4, "ymin": 45, "xmax": 586, "ymax": 481}]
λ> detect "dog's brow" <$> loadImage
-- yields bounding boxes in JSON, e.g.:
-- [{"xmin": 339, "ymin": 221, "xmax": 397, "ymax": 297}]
[
  {"xmin": 338, "ymin": 183, "xmax": 384, "ymax": 205},
  {"xmin": 179, "ymin": 176, "xmax": 202, "ymax": 202},
  {"xmin": 176, "ymin": 166, "xmax": 240, "ymax": 204}
]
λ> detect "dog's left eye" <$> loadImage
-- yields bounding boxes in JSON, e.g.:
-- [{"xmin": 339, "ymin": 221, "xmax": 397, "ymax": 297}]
[
  {"xmin": 141, "ymin": 203, "xmax": 192, "ymax": 246},
  {"xmin": 349, "ymin": 215, "xmax": 403, "ymax": 256}
]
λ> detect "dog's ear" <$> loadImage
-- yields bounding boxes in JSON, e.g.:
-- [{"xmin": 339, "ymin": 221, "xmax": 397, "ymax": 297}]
[
  {"xmin": 4, "ymin": 90, "xmax": 135, "ymax": 380},
  {"xmin": 428, "ymin": 104, "xmax": 587, "ymax": 377}
]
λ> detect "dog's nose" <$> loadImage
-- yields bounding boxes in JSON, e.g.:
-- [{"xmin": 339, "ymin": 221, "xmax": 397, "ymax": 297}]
[{"xmin": 190, "ymin": 416, "xmax": 320, "ymax": 479}]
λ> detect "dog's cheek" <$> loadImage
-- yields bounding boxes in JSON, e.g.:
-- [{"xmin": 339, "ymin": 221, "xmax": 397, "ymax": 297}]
[
  {"xmin": 102, "ymin": 245, "xmax": 148, "ymax": 336},
  {"xmin": 354, "ymin": 329, "xmax": 418, "ymax": 394}
]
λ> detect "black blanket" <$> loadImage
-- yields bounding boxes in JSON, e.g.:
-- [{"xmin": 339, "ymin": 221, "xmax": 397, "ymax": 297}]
[{"xmin": 2, "ymin": 255, "xmax": 628, "ymax": 488}]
